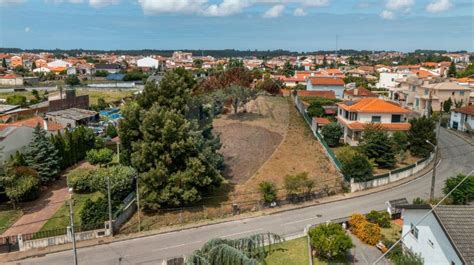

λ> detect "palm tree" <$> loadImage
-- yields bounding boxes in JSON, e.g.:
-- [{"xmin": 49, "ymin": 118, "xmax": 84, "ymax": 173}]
[{"xmin": 186, "ymin": 233, "xmax": 283, "ymax": 265}]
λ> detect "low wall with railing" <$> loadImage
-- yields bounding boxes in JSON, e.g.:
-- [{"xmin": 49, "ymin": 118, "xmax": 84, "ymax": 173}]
[
  {"xmin": 350, "ymin": 153, "xmax": 434, "ymax": 192},
  {"xmin": 18, "ymin": 226, "xmax": 109, "ymax": 252}
]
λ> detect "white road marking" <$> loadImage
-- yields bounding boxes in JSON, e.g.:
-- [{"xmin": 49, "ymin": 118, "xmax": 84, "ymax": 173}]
[
  {"xmin": 153, "ymin": 240, "xmax": 202, "ymax": 251},
  {"xmin": 221, "ymin": 228, "xmax": 263, "ymax": 238},
  {"xmin": 282, "ymin": 216, "xmax": 321, "ymax": 226}
]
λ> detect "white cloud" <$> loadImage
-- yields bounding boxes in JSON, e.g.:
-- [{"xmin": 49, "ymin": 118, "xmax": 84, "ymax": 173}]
[
  {"xmin": 203, "ymin": 0, "xmax": 251, "ymax": 16},
  {"xmin": 89, "ymin": 0, "xmax": 118, "ymax": 8},
  {"xmin": 0, "ymin": 0, "xmax": 25, "ymax": 6},
  {"xmin": 293, "ymin": 7, "xmax": 306, "ymax": 16},
  {"xmin": 426, "ymin": 0, "xmax": 452, "ymax": 13},
  {"xmin": 137, "ymin": 0, "xmax": 207, "ymax": 14},
  {"xmin": 262, "ymin": 4, "xmax": 284, "ymax": 18},
  {"xmin": 137, "ymin": 0, "xmax": 330, "ymax": 16},
  {"xmin": 24, "ymin": 27, "xmax": 31, "ymax": 32},
  {"xmin": 385, "ymin": 0, "xmax": 414, "ymax": 10},
  {"xmin": 380, "ymin": 10, "xmax": 395, "ymax": 20}
]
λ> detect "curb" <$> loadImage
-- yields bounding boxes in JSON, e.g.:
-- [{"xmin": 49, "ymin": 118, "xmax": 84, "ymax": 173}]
[
  {"xmin": 0, "ymin": 158, "xmax": 437, "ymax": 263},
  {"xmin": 444, "ymin": 128, "xmax": 474, "ymax": 146}
]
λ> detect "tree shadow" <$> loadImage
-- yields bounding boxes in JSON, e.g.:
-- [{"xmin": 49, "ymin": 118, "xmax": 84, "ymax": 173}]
[{"xmin": 226, "ymin": 112, "xmax": 264, "ymax": 122}]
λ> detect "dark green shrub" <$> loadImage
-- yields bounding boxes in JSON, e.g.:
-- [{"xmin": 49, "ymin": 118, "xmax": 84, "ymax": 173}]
[
  {"xmin": 258, "ymin": 181, "xmax": 277, "ymax": 204},
  {"xmin": 366, "ymin": 210, "xmax": 391, "ymax": 228},
  {"xmin": 80, "ymin": 197, "xmax": 108, "ymax": 229},
  {"xmin": 4, "ymin": 167, "xmax": 40, "ymax": 206},
  {"xmin": 321, "ymin": 122, "xmax": 343, "ymax": 147},
  {"xmin": 309, "ymin": 223, "xmax": 353, "ymax": 260},
  {"xmin": 67, "ymin": 168, "xmax": 95, "ymax": 193}
]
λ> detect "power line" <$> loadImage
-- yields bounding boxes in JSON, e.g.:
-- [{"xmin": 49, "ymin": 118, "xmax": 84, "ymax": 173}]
[{"xmin": 373, "ymin": 170, "xmax": 474, "ymax": 264}]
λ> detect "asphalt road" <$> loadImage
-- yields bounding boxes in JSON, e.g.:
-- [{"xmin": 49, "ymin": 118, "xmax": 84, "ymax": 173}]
[{"xmin": 10, "ymin": 128, "xmax": 474, "ymax": 265}]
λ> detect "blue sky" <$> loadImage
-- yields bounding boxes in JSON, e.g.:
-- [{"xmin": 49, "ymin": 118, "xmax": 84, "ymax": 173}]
[{"xmin": 0, "ymin": 0, "xmax": 472, "ymax": 52}]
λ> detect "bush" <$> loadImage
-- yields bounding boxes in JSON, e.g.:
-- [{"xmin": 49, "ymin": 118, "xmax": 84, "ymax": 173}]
[
  {"xmin": 80, "ymin": 197, "xmax": 108, "ymax": 229},
  {"xmin": 284, "ymin": 172, "xmax": 314, "ymax": 200},
  {"xmin": 4, "ymin": 167, "xmax": 40, "ymax": 206},
  {"xmin": 92, "ymin": 166, "xmax": 136, "ymax": 201},
  {"xmin": 105, "ymin": 124, "xmax": 118, "ymax": 138},
  {"xmin": 391, "ymin": 251, "xmax": 424, "ymax": 265},
  {"xmin": 67, "ymin": 168, "xmax": 95, "ymax": 193},
  {"xmin": 86, "ymin": 148, "xmax": 114, "ymax": 166},
  {"xmin": 321, "ymin": 122, "xmax": 343, "ymax": 147},
  {"xmin": 259, "ymin": 181, "xmax": 277, "ymax": 204},
  {"xmin": 309, "ymin": 223, "xmax": 353, "ymax": 260},
  {"xmin": 443, "ymin": 174, "xmax": 474, "ymax": 205},
  {"xmin": 341, "ymin": 153, "xmax": 373, "ymax": 181},
  {"xmin": 366, "ymin": 210, "xmax": 391, "ymax": 228},
  {"xmin": 349, "ymin": 213, "xmax": 381, "ymax": 246}
]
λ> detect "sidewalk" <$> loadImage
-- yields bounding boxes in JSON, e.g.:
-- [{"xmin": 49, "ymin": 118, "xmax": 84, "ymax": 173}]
[{"xmin": 1, "ymin": 178, "xmax": 69, "ymax": 237}]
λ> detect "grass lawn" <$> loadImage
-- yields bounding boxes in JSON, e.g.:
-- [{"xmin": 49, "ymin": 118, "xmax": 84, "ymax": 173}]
[
  {"xmin": 264, "ymin": 237, "xmax": 309, "ymax": 265},
  {"xmin": 39, "ymin": 192, "xmax": 102, "ymax": 232},
  {"xmin": 0, "ymin": 209, "xmax": 23, "ymax": 234},
  {"xmin": 381, "ymin": 222, "xmax": 402, "ymax": 243}
]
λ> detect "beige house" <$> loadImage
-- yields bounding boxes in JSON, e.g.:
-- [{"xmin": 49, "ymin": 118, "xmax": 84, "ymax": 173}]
[{"xmin": 413, "ymin": 81, "xmax": 471, "ymax": 114}]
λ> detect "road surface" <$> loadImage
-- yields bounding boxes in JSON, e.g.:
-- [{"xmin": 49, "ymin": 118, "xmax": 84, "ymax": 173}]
[{"xmin": 10, "ymin": 128, "xmax": 474, "ymax": 265}]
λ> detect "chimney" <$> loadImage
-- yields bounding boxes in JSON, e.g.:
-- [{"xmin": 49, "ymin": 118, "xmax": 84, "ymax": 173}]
[{"xmin": 43, "ymin": 119, "xmax": 48, "ymax": 131}]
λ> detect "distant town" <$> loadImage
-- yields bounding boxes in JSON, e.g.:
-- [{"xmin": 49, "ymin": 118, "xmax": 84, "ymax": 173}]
[{"xmin": 0, "ymin": 48, "xmax": 473, "ymax": 265}]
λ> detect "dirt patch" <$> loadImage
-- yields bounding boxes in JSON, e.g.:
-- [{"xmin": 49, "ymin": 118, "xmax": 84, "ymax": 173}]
[
  {"xmin": 213, "ymin": 96, "xmax": 290, "ymax": 184},
  {"xmin": 215, "ymin": 123, "xmax": 282, "ymax": 183}
]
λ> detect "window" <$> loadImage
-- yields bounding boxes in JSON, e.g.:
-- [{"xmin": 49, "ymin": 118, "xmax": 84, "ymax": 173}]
[
  {"xmin": 371, "ymin": 116, "xmax": 381, "ymax": 123},
  {"xmin": 411, "ymin": 85, "xmax": 416, "ymax": 92},
  {"xmin": 424, "ymin": 89, "xmax": 429, "ymax": 96},
  {"xmin": 410, "ymin": 223, "xmax": 419, "ymax": 239},
  {"xmin": 416, "ymin": 98, "xmax": 419, "ymax": 107},
  {"xmin": 460, "ymin": 91, "xmax": 465, "ymax": 96},
  {"xmin": 391, "ymin": 78, "xmax": 395, "ymax": 81},
  {"xmin": 391, "ymin": 114, "xmax": 401, "ymax": 123},
  {"xmin": 345, "ymin": 111, "xmax": 349, "ymax": 119}
]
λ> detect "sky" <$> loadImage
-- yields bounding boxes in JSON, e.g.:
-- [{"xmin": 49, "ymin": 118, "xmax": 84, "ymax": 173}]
[{"xmin": 0, "ymin": 0, "xmax": 473, "ymax": 52}]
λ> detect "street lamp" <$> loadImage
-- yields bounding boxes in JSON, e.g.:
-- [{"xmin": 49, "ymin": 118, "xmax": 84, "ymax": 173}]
[
  {"xmin": 107, "ymin": 175, "xmax": 113, "ymax": 236},
  {"xmin": 68, "ymin": 188, "xmax": 78, "ymax": 265},
  {"xmin": 135, "ymin": 175, "xmax": 141, "ymax": 232},
  {"xmin": 426, "ymin": 140, "xmax": 438, "ymax": 201}
]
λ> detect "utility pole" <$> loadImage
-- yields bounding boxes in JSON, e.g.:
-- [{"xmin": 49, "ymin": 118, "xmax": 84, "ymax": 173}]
[
  {"xmin": 68, "ymin": 190, "xmax": 78, "ymax": 265},
  {"xmin": 107, "ymin": 175, "xmax": 113, "ymax": 236},
  {"xmin": 136, "ymin": 175, "xmax": 141, "ymax": 232},
  {"xmin": 428, "ymin": 114, "xmax": 442, "ymax": 201}
]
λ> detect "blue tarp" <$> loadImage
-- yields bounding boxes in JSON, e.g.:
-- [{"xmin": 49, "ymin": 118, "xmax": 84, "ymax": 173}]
[{"xmin": 106, "ymin": 73, "xmax": 126, "ymax": 81}]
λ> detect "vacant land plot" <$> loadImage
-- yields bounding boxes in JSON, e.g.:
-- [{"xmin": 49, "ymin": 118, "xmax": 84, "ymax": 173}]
[
  {"xmin": 75, "ymin": 89, "xmax": 135, "ymax": 105},
  {"xmin": 213, "ymin": 96, "xmax": 288, "ymax": 184}
]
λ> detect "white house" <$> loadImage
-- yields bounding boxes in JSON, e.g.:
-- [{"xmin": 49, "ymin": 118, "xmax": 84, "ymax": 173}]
[
  {"xmin": 376, "ymin": 71, "xmax": 414, "ymax": 89},
  {"xmin": 336, "ymin": 98, "xmax": 410, "ymax": 145},
  {"xmin": 399, "ymin": 205, "xmax": 473, "ymax": 265},
  {"xmin": 137, "ymin": 57, "xmax": 159, "ymax": 69},
  {"xmin": 306, "ymin": 77, "xmax": 345, "ymax": 99},
  {"xmin": 450, "ymin": 105, "xmax": 474, "ymax": 133},
  {"xmin": 47, "ymin": 59, "xmax": 71, "ymax": 69}
]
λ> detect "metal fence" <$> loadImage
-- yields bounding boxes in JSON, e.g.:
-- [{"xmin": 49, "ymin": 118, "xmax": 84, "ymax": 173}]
[{"xmin": 292, "ymin": 94, "xmax": 343, "ymax": 172}]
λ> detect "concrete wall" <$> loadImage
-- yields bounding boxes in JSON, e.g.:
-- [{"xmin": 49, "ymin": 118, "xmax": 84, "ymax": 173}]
[
  {"xmin": 350, "ymin": 153, "xmax": 434, "ymax": 192},
  {"xmin": 87, "ymin": 82, "xmax": 135, "ymax": 88},
  {"xmin": 18, "ymin": 228, "xmax": 108, "ymax": 252}
]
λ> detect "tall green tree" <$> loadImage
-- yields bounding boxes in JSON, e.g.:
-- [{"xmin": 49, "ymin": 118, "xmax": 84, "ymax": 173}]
[
  {"xmin": 443, "ymin": 174, "xmax": 474, "ymax": 205},
  {"xmin": 1, "ymin": 58, "xmax": 6, "ymax": 68},
  {"xmin": 225, "ymin": 85, "xmax": 258, "ymax": 114},
  {"xmin": 341, "ymin": 153, "xmax": 373, "ymax": 181},
  {"xmin": 321, "ymin": 122, "xmax": 343, "ymax": 147},
  {"xmin": 25, "ymin": 125, "xmax": 60, "ymax": 183},
  {"xmin": 131, "ymin": 106, "xmax": 223, "ymax": 210},
  {"xmin": 442, "ymin": 98, "xmax": 453, "ymax": 113},
  {"xmin": 64, "ymin": 74, "xmax": 80, "ymax": 86},
  {"xmin": 408, "ymin": 116, "xmax": 436, "ymax": 157},
  {"xmin": 447, "ymin": 62, "xmax": 457, "ymax": 77},
  {"xmin": 360, "ymin": 125, "xmax": 396, "ymax": 168},
  {"xmin": 282, "ymin": 61, "xmax": 294, "ymax": 77}
]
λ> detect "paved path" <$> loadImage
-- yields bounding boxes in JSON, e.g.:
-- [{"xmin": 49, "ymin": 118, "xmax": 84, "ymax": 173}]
[
  {"xmin": 7, "ymin": 128, "xmax": 474, "ymax": 265},
  {"xmin": 2, "ymin": 178, "xmax": 68, "ymax": 237}
]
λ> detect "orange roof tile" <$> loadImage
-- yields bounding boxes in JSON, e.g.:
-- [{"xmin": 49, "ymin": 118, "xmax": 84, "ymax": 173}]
[
  {"xmin": 453, "ymin": 105, "xmax": 474, "ymax": 116},
  {"xmin": 309, "ymin": 77, "xmax": 345, "ymax": 86},
  {"xmin": 337, "ymin": 98, "xmax": 410, "ymax": 113},
  {"xmin": 314, "ymin": 117, "xmax": 331, "ymax": 125},
  {"xmin": 344, "ymin": 86, "xmax": 377, "ymax": 97},
  {"xmin": 297, "ymin": 90, "xmax": 336, "ymax": 99},
  {"xmin": 11, "ymin": 116, "xmax": 64, "ymax": 131},
  {"xmin": 411, "ymin": 69, "xmax": 435, "ymax": 78}
]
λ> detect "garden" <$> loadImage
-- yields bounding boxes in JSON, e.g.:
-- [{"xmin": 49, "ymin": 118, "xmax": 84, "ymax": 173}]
[{"xmin": 319, "ymin": 116, "xmax": 437, "ymax": 182}]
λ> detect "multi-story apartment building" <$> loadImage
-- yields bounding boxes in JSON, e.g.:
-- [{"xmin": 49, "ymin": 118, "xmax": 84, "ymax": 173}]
[{"xmin": 412, "ymin": 81, "xmax": 471, "ymax": 114}]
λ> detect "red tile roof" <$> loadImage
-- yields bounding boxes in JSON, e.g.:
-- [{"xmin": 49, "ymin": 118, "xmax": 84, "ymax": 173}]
[
  {"xmin": 297, "ymin": 90, "xmax": 336, "ymax": 99},
  {"xmin": 344, "ymin": 86, "xmax": 377, "ymax": 98},
  {"xmin": 314, "ymin": 117, "xmax": 331, "ymax": 125},
  {"xmin": 453, "ymin": 105, "xmax": 474, "ymax": 116},
  {"xmin": 338, "ymin": 98, "xmax": 410, "ymax": 113},
  {"xmin": 9, "ymin": 116, "xmax": 64, "ymax": 131},
  {"xmin": 309, "ymin": 77, "xmax": 345, "ymax": 86}
]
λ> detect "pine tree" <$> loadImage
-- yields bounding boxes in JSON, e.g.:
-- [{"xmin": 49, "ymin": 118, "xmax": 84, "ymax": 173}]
[
  {"xmin": 1, "ymin": 58, "xmax": 6, "ymax": 68},
  {"xmin": 447, "ymin": 62, "xmax": 457, "ymax": 77},
  {"xmin": 360, "ymin": 124, "xmax": 396, "ymax": 169},
  {"xmin": 26, "ymin": 125, "xmax": 60, "ymax": 183}
]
